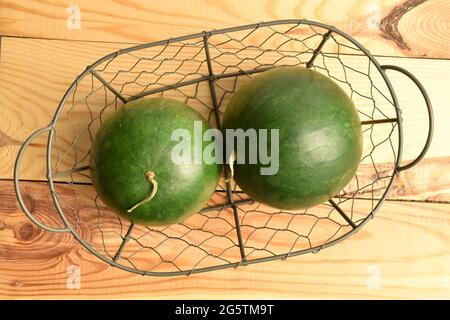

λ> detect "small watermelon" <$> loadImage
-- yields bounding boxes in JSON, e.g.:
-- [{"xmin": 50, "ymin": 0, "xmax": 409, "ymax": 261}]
[
  {"xmin": 222, "ymin": 66, "xmax": 363, "ymax": 209},
  {"xmin": 90, "ymin": 97, "xmax": 221, "ymax": 225}
]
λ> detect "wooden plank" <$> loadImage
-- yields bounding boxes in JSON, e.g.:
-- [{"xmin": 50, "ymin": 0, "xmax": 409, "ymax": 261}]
[
  {"xmin": 0, "ymin": 38, "xmax": 120, "ymax": 180},
  {"xmin": 1, "ymin": 0, "xmax": 450, "ymax": 58},
  {"xmin": 1, "ymin": 37, "xmax": 448, "ymax": 201},
  {"xmin": 1, "ymin": 180, "xmax": 449, "ymax": 299},
  {"xmin": 343, "ymin": 156, "xmax": 450, "ymax": 202}
]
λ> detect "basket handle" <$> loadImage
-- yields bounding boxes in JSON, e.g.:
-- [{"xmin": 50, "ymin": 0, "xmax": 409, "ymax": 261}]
[
  {"xmin": 381, "ymin": 65, "xmax": 434, "ymax": 172},
  {"xmin": 14, "ymin": 125, "xmax": 70, "ymax": 233}
]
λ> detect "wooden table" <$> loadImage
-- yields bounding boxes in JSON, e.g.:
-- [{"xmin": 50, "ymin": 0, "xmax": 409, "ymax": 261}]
[{"xmin": 0, "ymin": 0, "xmax": 449, "ymax": 299}]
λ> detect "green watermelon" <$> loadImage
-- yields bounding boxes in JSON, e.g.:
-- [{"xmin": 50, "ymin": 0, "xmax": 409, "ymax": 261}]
[
  {"xmin": 90, "ymin": 97, "xmax": 221, "ymax": 225},
  {"xmin": 222, "ymin": 66, "xmax": 363, "ymax": 209}
]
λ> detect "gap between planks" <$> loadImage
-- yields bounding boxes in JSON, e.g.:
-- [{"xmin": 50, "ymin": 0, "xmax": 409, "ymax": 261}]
[
  {"xmin": 7, "ymin": 178, "xmax": 450, "ymax": 205},
  {"xmin": 2, "ymin": 33, "xmax": 450, "ymax": 62}
]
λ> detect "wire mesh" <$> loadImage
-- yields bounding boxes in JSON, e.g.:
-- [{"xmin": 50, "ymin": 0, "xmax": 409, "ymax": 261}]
[{"xmin": 45, "ymin": 20, "xmax": 400, "ymax": 275}]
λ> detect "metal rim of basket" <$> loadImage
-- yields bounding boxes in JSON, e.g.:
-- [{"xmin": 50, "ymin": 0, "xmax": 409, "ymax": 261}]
[{"xmin": 13, "ymin": 19, "xmax": 434, "ymax": 276}]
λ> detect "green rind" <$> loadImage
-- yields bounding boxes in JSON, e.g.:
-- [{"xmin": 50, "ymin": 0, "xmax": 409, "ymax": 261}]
[
  {"xmin": 222, "ymin": 66, "xmax": 363, "ymax": 209},
  {"xmin": 90, "ymin": 97, "xmax": 221, "ymax": 225}
]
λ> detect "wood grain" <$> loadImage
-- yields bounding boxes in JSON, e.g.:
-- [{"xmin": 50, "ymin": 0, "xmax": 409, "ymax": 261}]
[
  {"xmin": 1, "ymin": 37, "xmax": 449, "ymax": 201},
  {"xmin": 1, "ymin": 180, "xmax": 449, "ymax": 299},
  {"xmin": 345, "ymin": 156, "xmax": 450, "ymax": 202},
  {"xmin": 1, "ymin": 0, "xmax": 449, "ymax": 302},
  {"xmin": 1, "ymin": 0, "xmax": 450, "ymax": 58}
]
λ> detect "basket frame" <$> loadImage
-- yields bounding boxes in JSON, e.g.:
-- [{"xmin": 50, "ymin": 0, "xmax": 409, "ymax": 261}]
[{"xmin": 13, "ymin": 19, "xmax": 434, "ymax": 276}]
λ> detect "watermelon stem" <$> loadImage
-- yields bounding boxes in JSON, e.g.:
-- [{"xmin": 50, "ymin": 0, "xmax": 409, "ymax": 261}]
[
  {"xmin": 127, "ymin": 171, "xmax": 158, "ymax": 213},
  {"xmin": 225, "ymin": 151, "xmax": 236, "ymax": 182}
]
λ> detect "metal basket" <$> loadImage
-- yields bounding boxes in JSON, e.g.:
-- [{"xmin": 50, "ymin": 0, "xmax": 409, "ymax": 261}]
[{"xmin": 14, "ymin": 20, "xmax": 433, "ymax": 276}]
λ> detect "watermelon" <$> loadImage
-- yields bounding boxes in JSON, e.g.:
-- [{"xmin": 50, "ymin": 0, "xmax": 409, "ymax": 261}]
[
  {"xmin": 90, "ymin": 97, "xmax": 221, "ymax": 225},
  {"xmin": 222, "ymin": 66, "xmax": 363, "ymax": 209}
]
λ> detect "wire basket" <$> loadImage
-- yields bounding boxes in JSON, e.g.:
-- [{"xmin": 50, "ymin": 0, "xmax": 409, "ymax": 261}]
[{"xmin": 14, "ymin": 20, "xmax": 433, "ymax": 276}]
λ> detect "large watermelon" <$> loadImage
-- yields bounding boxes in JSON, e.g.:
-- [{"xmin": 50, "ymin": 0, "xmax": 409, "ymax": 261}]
[
  {"xmin": 90, "ymin": 97, "xmax": 221, "ymax": 225},
  {"xmin": 222, "ymin": 66, "xmax": 363, "ymax": 209}
]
